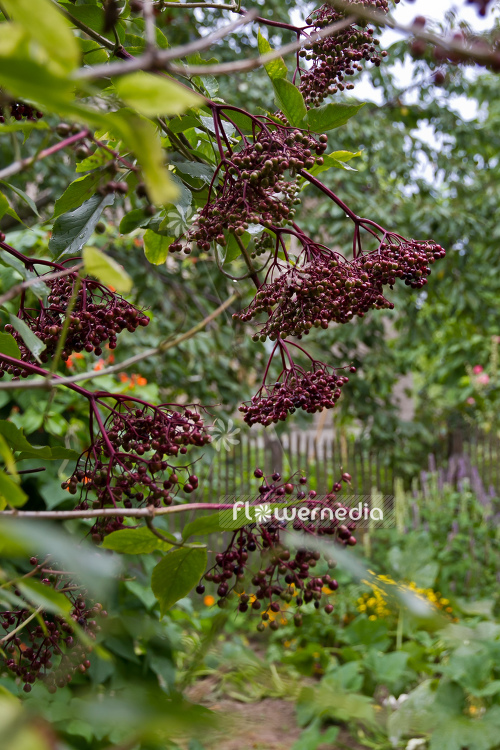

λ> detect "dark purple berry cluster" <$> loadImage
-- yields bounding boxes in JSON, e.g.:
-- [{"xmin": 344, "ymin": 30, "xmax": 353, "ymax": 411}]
[
  {"xmin": 299, "ymin": 1, "xmax": 389, "ymax": 107},
  {"xmin": 2, "ymin": 272, "xmax": 149, "ymax": 377},
  {"xmin": 66, "ymin": 399, "xmax": 210, "ymax": 540},
  {"xmin": 235, "ymin": 237, "xmax": 445, "ymax": 341},
  {"xmin": 0, "ymin": 558, "xmax": 106, "ymax": 693},
  {"xmin": 239, "ymin": 358, "xmax": 351, "ymax": 426},
  {"xmin": 169, "ymin": 126, "xmax": 328, "ymax": 253},
  {"xmin": 0, "ymin": 102, "xmax": 43, "ymax": 123},
  {"xmin": 197, "ymin": 469, "xmax": 355, "ymax": 629}
]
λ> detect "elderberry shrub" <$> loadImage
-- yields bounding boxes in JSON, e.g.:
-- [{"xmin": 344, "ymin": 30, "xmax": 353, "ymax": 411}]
[
  {"xmin": 299, "ymin": 1, "xmax": 389, "ymax": 107},
  {"xmin": 0, "ymin": 101, "xmax": 43, "ymax": 123},
  {"xmin": 239, "ymin": 357, "xmax": 351, "ymax": 426},
  {"xmin": 64, "ymin": 399, "xmax": 211, "ymax": 540},
  {"xmin": 1, "ymin": 271, "xmax": 149, "ymax": 377},
  {"xmin": 0, "ymin": 558, "xmax": 106, "ymax": 693},
  {"xmin": 169, "ymin": 124, "xmax": 328, "ymax": 254},
  {"xmin": 235, "ymin": 237, "xmax": 445, "ymax": 341},
  {"xmin": 198, "ymin": 469, "xmax": 355, "ymax": 629}
]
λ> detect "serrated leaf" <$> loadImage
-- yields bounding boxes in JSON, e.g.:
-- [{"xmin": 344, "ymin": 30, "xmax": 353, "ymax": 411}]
[
  {"xmin": 171, "ymin": 160, "xmax": 215, "ymax": 185},
  {"xmin": 169, "ymin": 115, "xmax": 202, "ymax": 134},
  {"xmin": 168, "ymin": 172, "xmax": 193, "ymax": 215},
  {"xmin": 143, "ymin": 230, "xmax": 172, "ymax": 265},
  {"xmin": 0, "ymin": 469, "xmax": 27, "ymax": 508},
  {"xmin": 152, "ymin": 547, "xmax": 207, "ymax": 617},
  {"xmin": 258, "ymin": 31, "xmax": 288, "ymax": 81},
  {"xmin": 0, "ymin": 419, "xmax": 52, "ymax": 460},
  {"xmin": 83, "ymin": 247, "xmax": 132, "ymax": 294},
  {"xmin": 304, "ymin": 102, "xmax": 365, "ymax": 132},
  {"xmin": 221, "ymin": 109, "xmax": 254, "ymax": 134},
  {"xmin": 46, "ymin": 446, "xmax": 80, "ymax": 460},
  {"xmin": 102, "ymin": 526, "xmax": 174, "ymax": 554},
  {"xmin": 182, "ymin": 513, "xmax": 222, "ymax": 540},
  {"xmin": 114, "ymin": 72, "xmax": 204, "ymax": 117},
  {"xmin": 0, "ymin": 254, "xmax": 48, "ymax": 302},
  {"xmin": 49, "ymin": 194, "xmax": 115, "ymax": 258},
  {"xmin": 0, "ymin": 333, "xmax": 21, "ymax": 360},
  {"xmin": 0, "ymin": 192, "xmax": 21, "ymax": 223},
  {"xmin": 18, "ymin": 578, "xmax": 72, "ymax": 614},
  {"xmin": 119, "ymin": 208, "xmax": 153, "ymax": 234},
  {"xmin": 53, "ymin": 173, "xmax": 102, "ymax": 219},
  {"xmin": 0, "ymin": 120, "xmax": 49, "ymax": 134},
  {"xmin": 0, "ymin": 181, "xmax": 39, "ymax": 217},
  {"xmin": 307, "ymin": 150, "xmax": 362, "ymax": 177},
  {"xmin": 199, "ymin": 74, "xmax": 218, "ymax": 97},
  {"xmin": 0, "ymin": 434, "xmax": 17, "ymax": 479},
  {"xmin": 199, "ymin": 115, "xmax": 236, "ymax": 139},
  {"xmin": 105, "ymin": 110, "xmax": 178, "ymax": 206},
  {"xmin": 8, "ymin": 315, "xmax": 46, "ymax": 361},
  {"xmin": 273, "ymin": 78, "xmax": 307, "ymax": 127},
  {"xmin": 1, "ymin": 0, "xmax": 79, "ymax": 73}
]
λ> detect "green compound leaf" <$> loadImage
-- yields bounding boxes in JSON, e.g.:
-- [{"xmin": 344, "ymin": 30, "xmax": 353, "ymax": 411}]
[
  {"xmin": 1, "ymin": 0, "xmax": 79, "ymax": 73},
  {"xmin": 0, "ymin": 470, "xmax": 27, "ymax": 508},
  {"xmin": 49, "ymin": 194, "xmax": 115, "ymax": 259},
  {"xmin": 53, "ymin": 174, "xmax": 102, "ymax": 219},
  {"xmin": 83, "ymin": 247, "xmax": 132, "ymax": 294},
  {"xmin": 8, "ymin": 315, "xmax": 46, "ymax": 362},
  {"xmin": 182, "ymin": 513, "xmax": 223, "ymax": 540},
  {"xmin": 272, "ymin": 79, "xmax": 307, "ymax": 128},
  {"xmin": 143, "ymin": 230, "xmax": 173, "ymax": 265},
  {"xmin": 258, "ymin": 31, "xmax": 288, "ymax": 81},
  {"xmin": 18, "ymin": 578, "xmax": 73, "ymax": 615},
  {"xmin": 152, "ymin": 547, "xmax": 207, "ymax": 617},
  {"xmin": 304, "ymin": 102, "xmax": 365, "ymax": 132},
  {"xmin": 102, "ymin": 526, "xmax": 174, "ymax": 554},
  {"xmin": 114, "ymin": 72, "xmax": 204, "ymax": 117},
  {"xmin": 0, "ymin": 333, "xmax": 21, "ymax": 360}
]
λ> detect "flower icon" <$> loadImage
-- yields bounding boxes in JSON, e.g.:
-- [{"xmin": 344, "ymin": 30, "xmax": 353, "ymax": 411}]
[
  {"xmin": 209, "ymin": 418, "xmax": 241, "ymax": 452},
  {"xmin": 254, "ymin": 503, "xmax": 273, "ymax": 523},
  {"xmin": 163, "ymin": 206, "xmax": 195, "ymax": 237}
]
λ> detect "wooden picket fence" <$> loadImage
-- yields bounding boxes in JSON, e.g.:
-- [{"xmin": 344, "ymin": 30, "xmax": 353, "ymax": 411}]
[{"xmin": 167, "ymin": 428, "xmax": 500, "ymax": 535}]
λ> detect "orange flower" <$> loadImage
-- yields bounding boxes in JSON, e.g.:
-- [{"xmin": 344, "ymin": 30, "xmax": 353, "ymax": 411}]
[
  {"xmin": 65, "ymin": 357, "xmax": 74, "ymax": 369},
  {"xmin": 93, "ymin": 359, "xmax": 105, "ymax": 371},
  {"xmin": 119, "ymin": 373, "xmax": 129, "ymax": 383},
  {"xmin": 135, "ymin": 375, "xmax": 147, "ymax": 386},
  {"xmin": 203, "ymin": 595, "xmax": 215, "ymax": 607}
]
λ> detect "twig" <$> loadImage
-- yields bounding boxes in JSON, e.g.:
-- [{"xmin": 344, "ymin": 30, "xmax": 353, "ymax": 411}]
[
  {"xmin": 50, "ymin": 0, "xmax": 117, "ymax": 53},
  {"xmin": 234, "ymin": 235, "xmax": 260, "ymax": 289},
  {"xmin": 327, "ymin": 0, "xmax": 500, "ymax": 67},
  {"xmin": 0, "ymin": 292, "xmax": 239, "ymax": 391},
  {"xmin": 0, "ymin": 503, "xmax": 232, "ymax": 520},
  {"xmin": 142, "ymin": 0, "xmax": 157, "ymax": 51},
  {"xmin": 165, "ymin": 16, "xmax": 354, "ymax": 76},
  {"xmin": 0, "ymin": 130, "xmax": 90, "ymax": 181},
  {"xmin": 0, "ymin": 264, "xmax": 83, "ymax": 308},
  {"xmin": 74, "ymin": 10, "xmax": 258, "ymax": 80},
  {"xmin": 160, "ymin": 1, "xmax": 238, "ymax": 7},
  {"xmin": 0, "ymin": 606, "xmax": 44, "ymax": 645}
]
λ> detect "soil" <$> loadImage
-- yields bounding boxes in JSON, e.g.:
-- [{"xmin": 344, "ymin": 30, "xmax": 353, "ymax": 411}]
[{"xmin": 186, "ymin": 679, "xmax": 367, "ymax": 750}]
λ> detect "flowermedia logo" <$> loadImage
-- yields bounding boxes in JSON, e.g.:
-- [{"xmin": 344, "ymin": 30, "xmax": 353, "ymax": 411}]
[{"xmin": 218, "ymin": 495, "xmax": 395, "ymax": 530}]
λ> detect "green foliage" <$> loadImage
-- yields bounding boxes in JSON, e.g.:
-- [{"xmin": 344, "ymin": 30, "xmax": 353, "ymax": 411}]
[
  {"xmin": 83, "ymin": 246, "xmax": 132, "ymax": 293},
  {"xmin": 49, "ymin": 194, "xmax": 115, "ymax": 258},
  {"xmin": 152, "ymin": 547, "xmax": 208, "ymax": 617}
]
